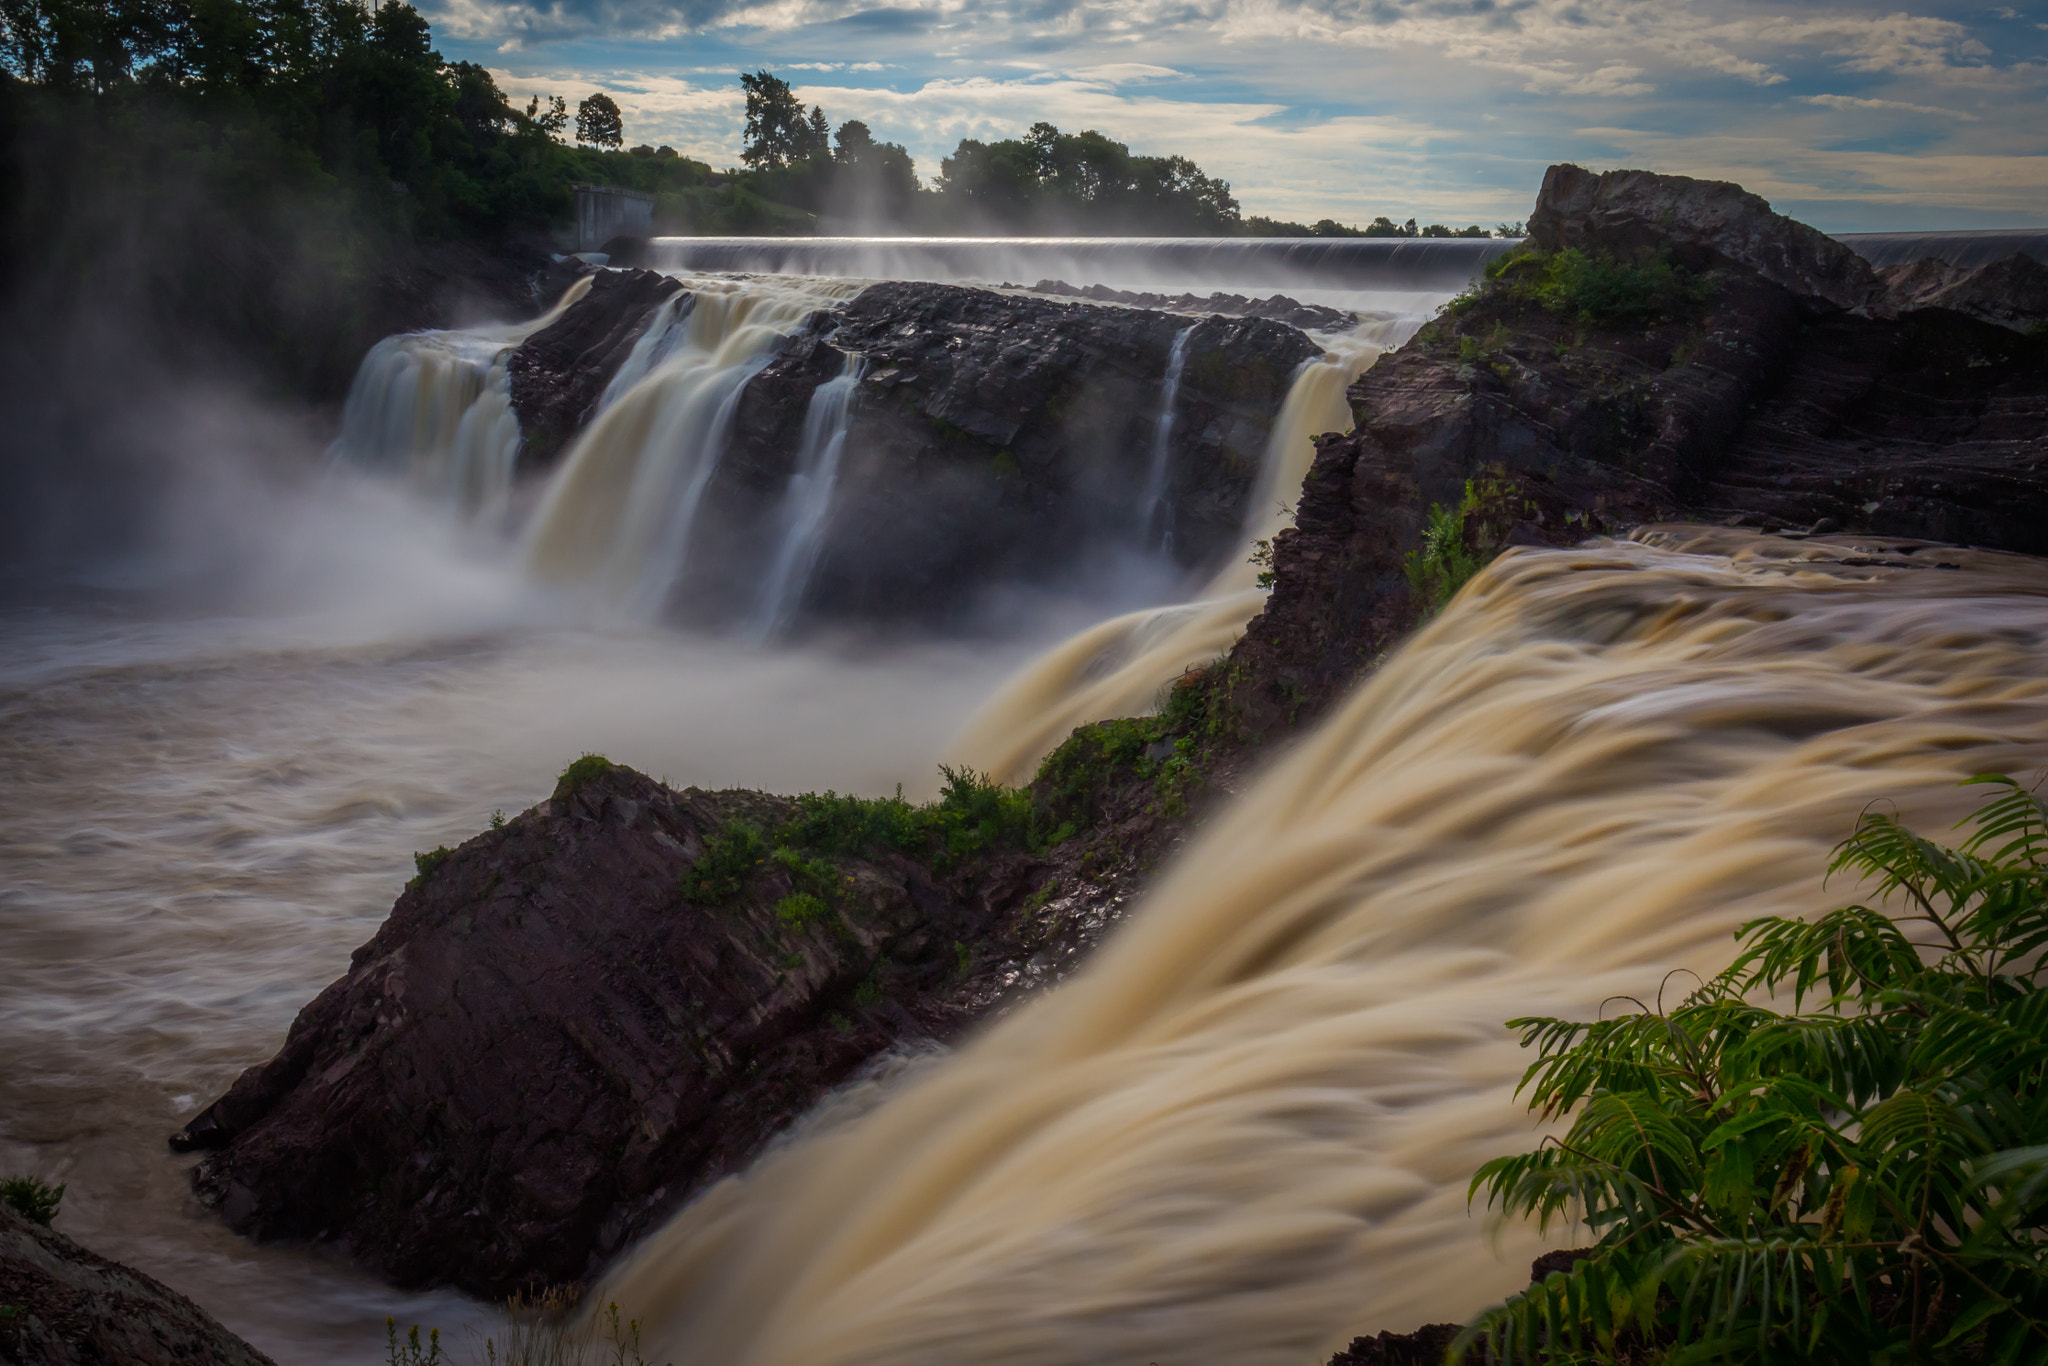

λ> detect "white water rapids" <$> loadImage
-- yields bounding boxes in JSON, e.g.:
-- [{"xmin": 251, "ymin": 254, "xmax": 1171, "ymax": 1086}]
[{"xmin": 16, "ymin": 251, "xmax": 2042, "ymax": 1366}]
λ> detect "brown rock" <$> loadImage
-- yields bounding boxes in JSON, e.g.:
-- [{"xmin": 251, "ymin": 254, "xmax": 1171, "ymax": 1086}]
[
  {"xmin": 505, "ymin": 268, "xmax": 686, "ymax": 468},
  {"xmin": 0, "ymin": 1203, "xmax": 274, "ymax": 1366}
]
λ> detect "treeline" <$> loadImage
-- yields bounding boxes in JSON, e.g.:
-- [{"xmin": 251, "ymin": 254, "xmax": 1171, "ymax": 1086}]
[{"xmin": 731, "ymin": 70, "xmax": 1519, "ymax": 238}]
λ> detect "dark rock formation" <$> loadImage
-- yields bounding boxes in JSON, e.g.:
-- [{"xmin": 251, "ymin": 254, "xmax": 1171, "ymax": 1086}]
[
  {"xmin": 0, "ymin": 1204, "xmax": 274, "ymax": 1366},
  {"xmin": 506, "ymin": 268, "xmax": 685, "ymax": 467},
  {"xmin": 1226, "ymin": 164, "xmax": 2048, "ymax": 732},
  {"xmin": 1528, "ymin": 164, "xmax": 1888, "ymax": 317},
  {"xmin": 1021, "ymin": 279, "xmax": 1358, "ymax": 332},
  {"xmin": 684, "ymin": 281, "xmax": 1322, "ymax": 629},
  {"xmin": 1322, "ymin": 1251, "xmax": 1597, "ymax": 1366},
  {"xmin": 169, "ymin": 761, "xmax": 1101, "ymax": 1299},
  {"xmin": 1879, "ymin": 252, "xmax": 2048, "ymax": 332}
]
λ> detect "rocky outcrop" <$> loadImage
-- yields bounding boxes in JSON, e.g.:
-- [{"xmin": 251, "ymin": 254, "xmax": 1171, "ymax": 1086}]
[
  {"xmin": 168, "ymin": 761, "xmax": 1115, "ymax": 1299},
  {"xmin": 682, "ymin": 281, "xmax": 1322, "ymax": 629},
  {"xmin": 0, "ymin": 1204, "xmax": 274, "ymax": 1366},
  {"xmin": 1020, "ymin": 279, "xmax": 1358, "ymax": 332},
  {"xmin": 1879, "ymin": 252, "xmax": 2048, "ymax": 332},
  {"xmin": 505, "ymin": 268, "xmax": 685, "ymax": 467},
  {"xmin": 1225, "ymin": 164, "xmax": 2048, "ymax": 732},
  {"xmin": 1528, "ymin": 164, "xmax": 1888, "ymax": 317}
]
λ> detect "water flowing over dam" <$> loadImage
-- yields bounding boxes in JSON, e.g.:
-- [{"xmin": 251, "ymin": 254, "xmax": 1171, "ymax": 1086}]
[{"xmin": 605, "ymin": 528, "xmax": 2048, "ymax": 1365}]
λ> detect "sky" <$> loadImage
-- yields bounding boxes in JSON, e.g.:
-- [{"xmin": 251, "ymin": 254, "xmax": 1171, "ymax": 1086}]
[{"xmin": 429, "ymin": 0, "xmax": 2048, "ymax": 230}]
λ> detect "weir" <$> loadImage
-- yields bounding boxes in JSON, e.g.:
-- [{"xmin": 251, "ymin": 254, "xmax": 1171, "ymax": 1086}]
[{"xmin": 606, "ymin": 528, "xmax": 2048, "ymax": 1365}]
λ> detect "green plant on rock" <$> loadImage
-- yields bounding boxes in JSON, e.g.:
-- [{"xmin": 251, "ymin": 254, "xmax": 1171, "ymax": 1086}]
[
  {"xmin": 553, "ymin": 753, "xmax": 619, "ymax": 802},
  {"xmin": 1249, "ymin": 537, "xmax": 1277, "ymax": 589},
  {"xmin": 1483, "ymin": 245, "xmax": 1715, "ymax": 328},
  {"xmin": 774, "ymin": 892, "xmax": 829, "ymax": 927},
  {"xmin": 409, "ymin": 846, "xmax": 453, "ymax": 891},
  {"xmin": 681, "ymin": 820, "xmax": 773, "ymax": 903},
  {"xmin": 0, "ymin": 1175, "xmax": 63, "ymax": 1227},
  {"xmin": 1405, "ymin": 499, "xmax": 1485, "ymax": 612},
  {"xmin": 1460, "ymin": 775, "xmax": 2048, "ymax": 1365}
]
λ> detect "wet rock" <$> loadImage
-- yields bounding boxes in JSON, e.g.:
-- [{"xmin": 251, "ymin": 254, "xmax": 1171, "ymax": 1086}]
[
  {"xmin": 1528, "ymin": 164, "xmax": 1888, "ymax": 317},
  {"xmin": 169, "ymin": 762, "xmax": 1094, "ymax": 1299},
  {"xmin": 1228, "ymin": 164, "xmax": 2048, "ymax": 733},
  {"xmin": 1022, "ymin": 279, "xmax": 1358, "ymax": 331},
  {"xmin": 691, "ymin": 281, "xmax": 1321, "ymax": 630},
  {"xmin": 505, "ymin": 268, "xmax": 685, "ymax": 467},
  {"xmin": 0, "ymin": 1203, "xmax": 274, "ymax": 1366}
]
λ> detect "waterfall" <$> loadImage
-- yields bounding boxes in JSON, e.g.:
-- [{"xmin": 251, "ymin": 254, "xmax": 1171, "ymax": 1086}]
[
  {"xmin": 327, "ymin": 276, "xmax": 593, "ymax": 519},
  {"xmin": 952, "ymin": 329, "xmax": 1386, "ymax": 783},
  {"xmin": 748, "ymin": 353, "xmax": 867, "ymax": 640},
  {"xmin": 1139, "ymin": 325, "xmax": 1196, "ymax": 552},
  {"xmin": 602, "ymin": 527, "xmax": 2048, "ymax": 1366},
  {"xmin": 519, "ymin": 277, "xmax": 861, "ymax": 618}
]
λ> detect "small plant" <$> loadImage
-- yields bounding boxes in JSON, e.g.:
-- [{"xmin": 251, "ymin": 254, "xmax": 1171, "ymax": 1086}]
[
  {"xmin": 774, "ymin": 892, "xmax": 828, "ymax": 927},
  {"xmin": 553, "ymin": 753, "xmax": 617, "ymax": 802},
  {"xmin": 1249, "ymin": 537, "xmax": 1276, "ymax": 589},
  {"xmin": 385, "ymin": 1320, "xmax": 443, "ymax": 1366},
  {"xmin": 1, "ymin": 1174, "xmax": 63, "ymax": 1227},
  {"xmin": 1404, "ymin": 499, "xmax": 1484, "ymax": 612},
  {"xmin": 680, "ymin": 820, "xmax": 771, "ymax": 903},
  {"xmin": 1486, "ymin": 245, "xmax": 1715, "ymax": 327},
  {"xmin": 408, "ymin": 846, "xmax": 453, "ymax": 890},
  {"xmin": 1460, "ymin": 775, "xmax": 2048, "ymax": 1364},
  {"xmin": 490, "ymin": 809, "xmax": 507, "ymax": 830}
]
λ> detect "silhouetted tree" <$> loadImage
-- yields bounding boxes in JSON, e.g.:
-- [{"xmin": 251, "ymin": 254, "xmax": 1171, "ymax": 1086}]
[
  {"xmin": 739, "ymin": 69, "xmax": 807, "ymax": 170},
  {"xmin": 576, "ymin": 91, "xmax": 622, "ymax": 148}
]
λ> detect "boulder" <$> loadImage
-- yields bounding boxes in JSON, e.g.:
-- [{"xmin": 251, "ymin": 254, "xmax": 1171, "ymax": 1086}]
[
  {"xmin": 169, "ymin": 761, "xmax": 1091, "ymax": 1299},
  {"xmin": 1881, "ymin": 252, "xmax": 2048, "ymax": 332},
  {"xmin": 505, "ymin": 268, "xmax": 685, "ymax": 467},
  {"xmin": 1528, "ymin": 164, "xmax": 1888, "ymax": 317},
  {"xmin": 0, "ymin": 1203, "xmax": 274, "ymax": 1366},
  {"xmin": 686, "ymin": 281, "xmax": 1323, "ymax": 630}
]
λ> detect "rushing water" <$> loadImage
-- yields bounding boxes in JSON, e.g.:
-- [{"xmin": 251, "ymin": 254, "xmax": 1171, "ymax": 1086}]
[
  {"xmin": 606, "ymin": 528, "xmax": 2048, "ymax": 1365},
  {"xmin": 5, "ymin": 255, "xmax": 1441, "ymax": 1361}
]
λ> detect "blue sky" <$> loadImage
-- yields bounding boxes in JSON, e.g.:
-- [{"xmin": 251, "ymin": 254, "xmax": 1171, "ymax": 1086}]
[{"xmin": 430, "ymin": 0, "xmax": 2048, "ymax": 230}]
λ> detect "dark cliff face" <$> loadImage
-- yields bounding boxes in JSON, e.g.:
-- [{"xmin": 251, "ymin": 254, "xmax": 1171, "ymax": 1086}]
[
  {"xmin": 1227, "ymin": 164, "xmax": 2048, "ymax": 735},
  {"xmin": 168, "ymin": 764, "xmax": 1104, "ymax": 1299},
  {"xmin": 0, "ymin": 1204, "xmax": 275, "ymax": 1366},
  {"xmin": 502, "ymin": 275, "xmax": 1322, "ymax": 631},
  {"xmin": 506, "ymin": 268, "xmax": 685, "ymax": 469},
  {"xmin": 686, "ymin": 281, "xmax": 1323, "ymax": 630}
]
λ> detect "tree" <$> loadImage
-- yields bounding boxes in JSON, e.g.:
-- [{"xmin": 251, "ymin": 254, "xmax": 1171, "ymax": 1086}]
[
  {"xmin": 576, "ymin": 91, "xmax": 622, "ymax": 148},
  {"xmin": 739, "ymin": 69, "xmax": 806, "ymax": 170},
  {"xmin": 526, "ymin": 93, "xmax": 567, "ymax": 142},
  {"xmin": 1463, "ymin": 775, "xmax": 2048, "ymax": 1364},
  {"xmin": 833, "ymin": 118, "xmax": 873, "ymax": 162},
  {"xmin": 800, "ymin": 103, "xmax": 829, "ymax": 160}
]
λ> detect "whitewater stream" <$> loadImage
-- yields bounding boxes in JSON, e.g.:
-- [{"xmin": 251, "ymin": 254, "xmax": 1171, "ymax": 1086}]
[{"xmin": 11, "ymin": 242, "xmax": 2045, "ymax": 1366}]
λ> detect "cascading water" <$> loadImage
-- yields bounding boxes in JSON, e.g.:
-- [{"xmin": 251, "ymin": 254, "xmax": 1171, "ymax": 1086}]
[
  {"xmin": 749, "ymin": 352, "xmax": 867, "ymax": 640},
  {"xmin": 521, "ymin": 277, "xmax": 860, "ymax": 618},
  {"xmin": 328, "ymin": 277, "xmax": 593, "ymax": 521},
  {"xmin": 952, "ymin": 324, "xmax": 1392, "ymax": 783},
  {"xmin": 1138, "ymin": 325, "xmax": 1197, "ymax": 552},
  {"xmin": 603, "ymin": 527, "xmax": 2048, "ymax": 1366}
]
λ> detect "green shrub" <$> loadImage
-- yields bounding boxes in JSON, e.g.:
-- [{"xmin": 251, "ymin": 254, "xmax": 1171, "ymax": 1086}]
[
  {"xmin": 1484, "ymin": 246, "xmax": 1714, "ymax": 327},
  {"xmin": 774, "ymin": 892, "xmax": 829, "ymax": 927},
  {"xmin": 0, "ymin": 1175, "xmax": 63, "ymax": 1227},
  {"xmin": 680, "ymin": 820, "xmax": 772, "ymax": 903},
  {"xmin": 408, "ymin": 846, "xmax": 453, "ymax": 890},
  {"xmin": 1404, "ymin": 499, "xmax": 1485, "ymax": 612},
  {"xmin": 553, "ymin": 753, "xmax": 618, "ymax": 802},
  {"xmin": 1461, "ymin": 775, "xmax": 2048, "ymax": 1364}
]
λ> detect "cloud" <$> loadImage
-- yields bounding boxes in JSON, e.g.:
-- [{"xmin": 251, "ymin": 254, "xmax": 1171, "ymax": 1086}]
[
  {"xmin": 1801, "ymin": 92, "xmax": 1980, "ymax": 119},
  {"xmin": 451, "ymin": 0, "xmax": 2048, "ymax": 227}
]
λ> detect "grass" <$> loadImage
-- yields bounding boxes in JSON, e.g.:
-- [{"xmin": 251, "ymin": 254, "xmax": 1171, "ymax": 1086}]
[
  {"xmin": 1484, "ymin": 245, "xmax": 1716, "ymax": 327},
  {"xmin": 1, "ymin": 1175, "xmax": 63, "ymax": 1227},
  {"xmin": 408, "ymin": 847, "xmax": 453, "ymax": 891},
  {"xmin": 385, "ymin": 1289, "xmax": 654, "ymax": 1366},
  {"xmin": 553, "ymin": 754, "xmax": 620, "ymax": 802}
]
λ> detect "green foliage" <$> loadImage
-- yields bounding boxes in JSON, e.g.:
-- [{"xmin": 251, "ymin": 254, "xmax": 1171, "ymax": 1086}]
[
  {"xmin": 393, "ymin": 1292, "xmax": 652, "ymax": 1366},
  {"xmin": 682, "ymin": 766, "xmax": 1065, "ymax": 908},
  {"xmin": 1404, "ymin": 497, "xmax": 1485, "ymax": 612},
  {"xmin": 553, "ymin": 753, "xmax": 617, "ymax": 801},
  {"xmin": 385, "ymin": 1319, "xmax": 442, "ymax": 1366},
  {"xmin": 1249, "ymin": 537, "xmax": 1276, "ymax": 589},
  {"xmin": 408, "ymin": 845, "xmax": 451, "ymax": 889},
  {"xmin": 936, "ymin": 119, "xmax": 1241, "ymax": 234},
  {"xmin": 0, "ymin": 1174, "xmax": 63, "ymax": 1227},
  {"xmin": 1462, "ymin": 776, "xmax": 2048, "ymax": 1364},
  {"xmin": 1485, "ymin": 246, "xmax": 1715, "ymax": 327},
  {"xmin": 489, "ymin": 809, "xmax": 506, "ymax": 830},
  {"xmin": 1033, "ymin": 669, "xmax": 1224, "ymax": 826},
  {"xmin": 774, "ymin": 892, "xmax": 828, "ymax": 927},
  {"xmin": 680, "ymin": 820, "xmax": 771, "ymax": 903}
]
